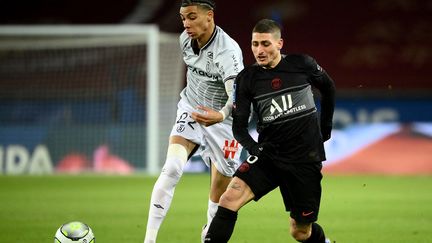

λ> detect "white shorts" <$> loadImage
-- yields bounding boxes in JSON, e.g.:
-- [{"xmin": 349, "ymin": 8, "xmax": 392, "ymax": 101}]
[{"xmin": 170, "ymin": 99, "xmax": 243, "ymax": 177}]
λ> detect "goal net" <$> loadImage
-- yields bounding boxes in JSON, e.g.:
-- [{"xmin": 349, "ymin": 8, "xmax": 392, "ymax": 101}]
[{"xmin": 0, "ymin": 25, "xmax": 184, "ymax": 175}]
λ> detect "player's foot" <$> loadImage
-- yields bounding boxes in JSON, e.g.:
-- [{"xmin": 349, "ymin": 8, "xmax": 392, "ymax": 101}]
[
  {"xmin": 325, "ymin": 238, "xmax": 331, "ymax": 243},
  {"xmin": 201, "ymin": 224, "xmax": 208, "ymax": 243}
]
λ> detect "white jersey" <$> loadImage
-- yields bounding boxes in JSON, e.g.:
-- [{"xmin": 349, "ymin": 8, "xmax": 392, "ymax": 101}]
[
  {"xmin": 173, "ymin": 26, "xmax": 244, "ymax": 175},
  {"xmin": 179, "ymin": 26, "xmax": 244, "ymax": 121}
]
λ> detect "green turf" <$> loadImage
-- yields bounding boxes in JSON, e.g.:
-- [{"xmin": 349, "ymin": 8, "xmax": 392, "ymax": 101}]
[{"xmin": 0, "ymin": 174, "xmax": 431, "ymax": 242}]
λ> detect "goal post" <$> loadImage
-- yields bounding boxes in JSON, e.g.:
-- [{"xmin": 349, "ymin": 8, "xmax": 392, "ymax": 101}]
[{"xmin": 0, "ymin": 25, "xmax": 184, "ymax": 175}]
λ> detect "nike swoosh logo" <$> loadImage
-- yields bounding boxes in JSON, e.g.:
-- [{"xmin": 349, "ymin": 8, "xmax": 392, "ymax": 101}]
[{"xmin": 302, "ymin": 211, "xmax": 314, "ymax": 216}]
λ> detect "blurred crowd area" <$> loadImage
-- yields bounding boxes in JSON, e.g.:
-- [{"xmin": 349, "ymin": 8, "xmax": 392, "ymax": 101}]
[{"xmin": 1, "ymin": 0, "xmax": 431, "ymax": 92}]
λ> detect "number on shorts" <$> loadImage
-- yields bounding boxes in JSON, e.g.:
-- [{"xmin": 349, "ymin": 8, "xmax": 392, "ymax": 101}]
[{"xmin": 176, "ymin": 112, "xmax": 197, "ymax": 130}]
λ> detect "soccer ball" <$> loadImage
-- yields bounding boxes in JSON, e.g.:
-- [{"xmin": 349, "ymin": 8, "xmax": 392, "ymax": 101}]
[{"xmin": 54, "ymin": 221, "xmax": 95, "ymax": 243}]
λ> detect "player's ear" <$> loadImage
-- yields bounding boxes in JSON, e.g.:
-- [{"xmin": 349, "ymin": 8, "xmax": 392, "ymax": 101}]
[
  {"xmin": 277, "ymin": 38, "xmax": 284, "ymax": 50},
  {"xmin": 207, "ymin": 10, "xmax": 213, "ymax": 21}
]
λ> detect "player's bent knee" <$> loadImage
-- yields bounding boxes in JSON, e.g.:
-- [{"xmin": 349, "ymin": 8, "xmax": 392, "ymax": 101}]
[
  {"xmin": 161, "ymin": 144, "xmax": 188, "ymax": 178},
  {"xmin": 160, "ymin": 160, "xmax": 183, "ymax": 178},
  {"xmin": 218, "ymin": 181, "xmax": 251, "ymax": 211},
  {"xmin": 218, "ymin": 192, "xmax": 240, "ymax": 210}
]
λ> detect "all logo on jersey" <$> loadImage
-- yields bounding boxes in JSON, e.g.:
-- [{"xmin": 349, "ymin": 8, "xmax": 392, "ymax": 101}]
[
  {"xmin": 223, "ymin": 139, "xmax": 239, "ymax": 159},
  {"xmin": 263, "ymin": 94, "xmax": 307, "ymax": 122},
  {"xmin": 270, "ymin": 94, "xmax": 293, "ymax": 114}
]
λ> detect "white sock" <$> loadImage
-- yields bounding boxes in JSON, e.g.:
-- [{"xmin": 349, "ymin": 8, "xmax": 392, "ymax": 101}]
[
  {"xmin": 144, "ymin": 174, "xmax": 179, "ymax": 242},
  {"xmin": 144, "ymin": 149, "xmax": 187, "ymax": 243},
  {"xmin": 143, "ymin": 228, "xmax": 157, "ymax": 243},
  {"xmin": 200, "ymin": 200, "xmax": 219, "ymax": 242},
  {"xmin": 206, "ymin": 199, "xmax": 219, "ymax": 226}
]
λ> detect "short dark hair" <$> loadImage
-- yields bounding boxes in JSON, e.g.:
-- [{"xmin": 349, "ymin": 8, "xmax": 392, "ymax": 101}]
[
  {"xmin": 181, "ymin": 0, "xmax": 215, "ymax": 10},
  {"xmin": 253, "ymin": 19, "xmax": 282, "ymax": 39}
]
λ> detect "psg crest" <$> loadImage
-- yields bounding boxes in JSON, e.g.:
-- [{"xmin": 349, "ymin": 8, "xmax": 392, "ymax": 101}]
[{"xmin": 271, "ymin": 78, "xmax": 282, "ymax": 90}]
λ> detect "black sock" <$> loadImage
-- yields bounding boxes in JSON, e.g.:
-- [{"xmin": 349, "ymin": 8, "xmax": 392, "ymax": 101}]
[
  {"xmin": 204, "ymin": 206, "xmax": 238, "ymax": 243},
  {"xmin": 302, "ymin": 223, "xmax": 326, "ymax": 243}
]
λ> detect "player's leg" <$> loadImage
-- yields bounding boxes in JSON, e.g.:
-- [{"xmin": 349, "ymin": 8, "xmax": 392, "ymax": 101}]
[
  {"xmin": 145, "ymin": 99, "xmax": 203, "ymax": 243},
  {"xmin": 200, "ymin": 122, "xmax": 243, "ymax": 241},
  {"xmin": 205, "ymin": 156, "xmax": 277, "ymax": 242},
  {"xmin": 209, "ymin": 162, "xmax": 232, "ymax": 214},
  {"xmin": 201, "ymin": 163, "xmax": 232, "ymax": 241},
  {"xmin": 144, "ymin": 135, "xmax": 197, "ymax": 243},
  {"xmin": 281, "ymin": 162, "xmax": 327, "ymax": 242},
  {"xmin": 204, "ymin": 176, "xmax": 254, "ymax": 243}
]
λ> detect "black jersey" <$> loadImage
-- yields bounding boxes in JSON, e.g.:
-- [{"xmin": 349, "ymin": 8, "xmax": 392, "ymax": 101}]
[{"xmin": 232, "ymin": 54, "xmax": 335, "ymax": 164}]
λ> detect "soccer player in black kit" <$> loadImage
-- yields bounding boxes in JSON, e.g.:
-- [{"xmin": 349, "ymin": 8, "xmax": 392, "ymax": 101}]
[{"xmin": 204, "ymin": 19, "xmax": 335, "ymax": 243}]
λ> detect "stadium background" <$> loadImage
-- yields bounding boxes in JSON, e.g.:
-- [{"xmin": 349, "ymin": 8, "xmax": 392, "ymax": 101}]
[
  {"xmin": 1, "ymin": 1, "xmax": 432, "ymax": 242},
  {"xmin": 1, "ymin": 0, "xmax": 431, "ymax": 175}
]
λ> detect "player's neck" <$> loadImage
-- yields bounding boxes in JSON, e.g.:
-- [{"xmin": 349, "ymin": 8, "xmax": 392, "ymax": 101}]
[
  {"xmin": 263, "ymin": 54, "xmax": 282, "ymax": 69},
  {"xmin": 196, "ymin": 23, "xmax": 215, "ymax": 49}
]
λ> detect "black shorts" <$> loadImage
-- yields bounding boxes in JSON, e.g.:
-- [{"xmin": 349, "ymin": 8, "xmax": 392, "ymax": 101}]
[{"xmin": 234, "ymin": 156, "xmax": 323, "ymax": 223}]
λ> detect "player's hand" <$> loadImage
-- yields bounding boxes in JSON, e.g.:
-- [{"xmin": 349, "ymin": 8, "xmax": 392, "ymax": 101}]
[
  {"xmin": 321, "ymin": 124, "xmax": 332, "ymax": 142},
  {"xmin": 191, "ymin": 106, "xmax": 223, "ymax": 127}
]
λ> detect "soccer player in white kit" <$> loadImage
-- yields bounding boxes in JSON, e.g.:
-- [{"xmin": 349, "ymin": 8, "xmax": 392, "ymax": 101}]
[{"xmin": 144, "ymin": 1, "xmax": 244, "ymax": 242}]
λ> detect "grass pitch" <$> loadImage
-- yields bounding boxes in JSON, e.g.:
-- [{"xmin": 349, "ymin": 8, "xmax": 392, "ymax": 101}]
[{"xmin": 0, "ymin": 174, "xmax": 431, "ymax": 242}]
